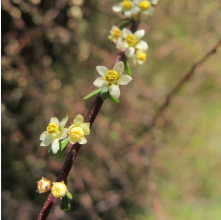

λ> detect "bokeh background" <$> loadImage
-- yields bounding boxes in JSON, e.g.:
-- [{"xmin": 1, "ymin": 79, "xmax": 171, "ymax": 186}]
[{"xmin": 1, "ymin": 0, "xmax": 221, "ymax": 219}]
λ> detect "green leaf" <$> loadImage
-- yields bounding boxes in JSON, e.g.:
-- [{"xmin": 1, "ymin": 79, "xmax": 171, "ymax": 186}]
[
  {"xmin": 66, "ymin": 191, "xmax": 73, "ymax": 200},
  {"xmin": 124, "ymin": 58, "xmax": 132, "ymax": 76},
  {"xmin": 83, "ymin": 88, "xmax": 102, "ymax": 100},
  {"xmin": 100, "ymin": 86, "xmax": 109, "ymax": 100},
  {"xmin": 60, "ymin": 196, "xmax": 71, "ymax": 211},
  {"xmin": 48, "ymin": 139, "xmax": 69, "ymax": 159},
  {"xmin": 108, "ymin": 94, "xmax": 120, "ymax": 104},
  {"xmin": 56, "ymin": 138, "xmax": 69, "ymax": 159},
  {"xmin": 114, "ymin": 19, "xmax": 129, "ymax": 26},
  {"xmin": 119, "ymin": 21, "xmax": 131, "ymax": 30},
  {"xmin": 48, "ymin": 147, "xmax": 56, "ymax": 156}
]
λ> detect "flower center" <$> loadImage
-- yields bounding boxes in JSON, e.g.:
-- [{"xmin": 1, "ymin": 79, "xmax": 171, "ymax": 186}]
[
  {"xmin": 47, "ymin": 123, "xmax": 59, "ymax": 134},
  {"xmin": 112, "ymin": 28, "xmax": 121, "ymax": 38},
  {"xmin": 122, "ymin": 0, "xmax": 132, "ymax": 10},
  {"xmin": 138, "ymin": 1, "xmax": 151, "ymax": 10},
  {"xmin": 104, "ymin": 70, "xmax": 119, "ymax": 83},
  {"xmin": 70, "ymin": 127, "xmax": 84, "ymax": 139},
  {"xmin": 125, "ymin": 34, "xmax": 136, "ymax": 46},
  {"xmin": 138, "ymin": 52, "xmax": 146, "ymax": 61}
]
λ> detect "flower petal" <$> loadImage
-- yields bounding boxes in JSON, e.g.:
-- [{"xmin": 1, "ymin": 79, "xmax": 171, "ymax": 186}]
[
  {"xmin": 125, "ymin": 47, "xmax": 135, "ymax": 57},
  {"xmin": 60, "ymin": 116, "xmax": 68, "ymax": 129},
  {"xmin": 96, "ymin": 66, "xmax": 108, "ymax": 77},
  {"xmin": 51, "ymin": 139, "xmax": 60, "ymax": 153},
  {"xmin": 138, "ymin": 60, "xmax": 145, "ymax": 65},
  {"xmin": 113, "ymin": 61, "xmax": 124, "ymax": 75},
  {"xmin": 80, "ymin": 123, "xmax": 90, "ymax": 135},
  {"xmin": 136, "ymin": 40, "xmax": 148, "ymax": 51},
  {"xmin": 109, "ymin": 84, "xmax": 120, "ymax": 99},
  {"xmin": 79, "ymin": 136, "xmax": 87, "ymax": 145},
  {"xmin": 134, "ymin": 29, "xmax": 145, "ymax": 41},
  {"xmin": 68, "ymin": 124, "xmax": 74, "ymax": 134},
  {"xmin": 40, "ymin": 131, "xmax": 48, "ymax": 141},
  {"xmin": 61, "ymin": 128, "xmax": 68, "ymax": 139},
  {"xmin": 69, "ymin": 135, "xmax": 77, "ymax": 144},
  {"xmin": 113, "ymin": 5, "xmax": 122, "ymax": 12},
  {"xmin": 122, "ymin": 28, "xmax": 132, "ymax": 38},
  {"xmin": 93, "ymin": 77, "xmax": 107, "ymax": 88},
  {"xmin": 42, "ymin": 134, "xmax": 53, "ymax": 146},
  {"xmin": 50, "ymin": 117, "xmax": 59, "ymax": 125},
  {"xmin": 118, "ymin": 75, "xmax": 132, "ymax": 85},
  {"xmin": 40, "ymin": 142, "xmax": 46, "ymax": 146},
  {"xmin": 124, "ymin": 10, "xmax": 132, "ymax": 18},
  {"xmin": 74, "ymin": 114, "xmax": 84, "ymax": 126}
]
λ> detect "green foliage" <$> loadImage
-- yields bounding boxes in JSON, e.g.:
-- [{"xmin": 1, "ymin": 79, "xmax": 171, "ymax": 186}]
[
  {"xmin": 83, "ymin": 88, "xmax": 102, "ymax": 100},
  {"xmin": 108, "ymin": 93, "xmax": 120, "ymax": 103},
  {"xmin": 124, "ymin": 57, "xmax": 132, "ymax": 76},
  {"xmin": 60, "ymin": 196, "xmax": 71, "ymax": 212},
  {"xmin": 48, "ymin": 138, "xmax": 69, "ymax": 159},
  {"xmin": 100, "ymin": 86, "xmax": 109, "ymax": 100}
]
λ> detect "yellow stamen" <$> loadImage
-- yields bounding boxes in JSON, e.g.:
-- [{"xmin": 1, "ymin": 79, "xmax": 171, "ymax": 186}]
[
  {"xmin": 138, "ymin": 53, "xmax": 146, "ymax": 61},
  {"xmin": 126, "ymin": 34, "xmax": 136, "ymax": 46},
  {"xmin": 122, "ymin": 0, "xmax": 132, "ymax": 10},
  {"xmin": 138, "ymin": 1, "xmax": 151, "ymax": 10},
  {"xmin": 104, "ymin": 70, "xmax": 119, "ymax": 83},
  {"xmin": 70, "ymin": 127, "xmax": 84, "ymax": 139},
  {"xmin": 112, "ymin": 28, "xmax": 121, "ymax": 38},
  {"xmin": 47, "ymin": 123, "xmax": 59, "ymax": 134}
]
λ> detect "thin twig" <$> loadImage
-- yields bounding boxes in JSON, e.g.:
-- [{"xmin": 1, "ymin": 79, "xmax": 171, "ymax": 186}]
[{"xmin": 150, "ymin": 37, "xmax": 221, "ymax": 127}]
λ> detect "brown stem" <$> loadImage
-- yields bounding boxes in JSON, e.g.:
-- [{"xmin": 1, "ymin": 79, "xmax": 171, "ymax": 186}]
[
  {"xmin": 149, "ymin": 37, "xmax": 221, "ymax": 128},
  {"xmin": 37, "ymin": 21, "xmax": 137, "ymax": 219}
]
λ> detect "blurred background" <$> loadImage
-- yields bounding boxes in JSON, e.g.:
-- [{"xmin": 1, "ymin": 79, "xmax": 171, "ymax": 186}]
[{"xmin": 1, "ymin": 0, "xmax": 221, "ymax": 219}]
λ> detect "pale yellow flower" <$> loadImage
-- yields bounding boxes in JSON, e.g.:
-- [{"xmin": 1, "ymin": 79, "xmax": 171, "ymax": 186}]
[
  {"xmin": 40, "ymin": 116, "xmax": 68, "ymax": 153},
  {"xmin": 51, "ymin": 181, "xmax": 68, "ymax": 199},
  {"xmin": 68, "ymin": 114, "xmax": 90, "ymax": 145},
  {"xmin": 37, "ymin": 177, "xmax": 52, "ymax": 193}
]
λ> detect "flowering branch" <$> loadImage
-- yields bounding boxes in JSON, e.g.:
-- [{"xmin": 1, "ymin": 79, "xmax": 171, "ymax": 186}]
[
  {"xmin": 37, "ymin": 0, "xmax": 160, "ymax": 218},
  {"xmin": 37, "ymin": 26, "xmax": 136, "ymax": 220}
]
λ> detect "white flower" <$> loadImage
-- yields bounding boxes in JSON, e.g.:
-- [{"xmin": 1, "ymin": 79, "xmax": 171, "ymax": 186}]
[
  {"xmin": 134, "ymin": 0, "xmax": 154, "ymax": 16},
  {"xmin": 132, "ymin": 50, "xmax": 147, "ymax": 65},
  {"xmin": 108, "ymin": 25, "xmax": 122, "ymax": 44},
  {"xmin": 40, "ymin": 116, "xmax": 68, "ymax": 153},
  {"xmin": 112, "ymin": 0, "xmax": 136, "ymax": 18},
  {"xmin": 93, "ymin": 61, "xmax": 132, "ymax": 99},
  {"xmin": 120, "ymin": 28, "xmax": 148, "ymax": 58},
  {"xmin": 68, "ymin": 114, "xmax": 90, "ymax": 145}
]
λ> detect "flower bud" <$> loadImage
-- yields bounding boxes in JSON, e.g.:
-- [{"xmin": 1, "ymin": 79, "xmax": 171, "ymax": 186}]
[
  {"xmin": 37, "ymin": 177, "xmax": 52, "ymax": 193},
  {"xmin": 51, "ymin": 181, "xmax": 68, "ymax": 199}
]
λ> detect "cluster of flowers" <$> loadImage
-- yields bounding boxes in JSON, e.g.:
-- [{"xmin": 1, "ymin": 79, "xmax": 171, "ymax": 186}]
[
  {"xmin": 113, "ymin": 0, "xmax": 159, "ymax": 19},
  {"xmin": 37, "ymin": 177, "xmax": 72, "ymax": 199},
  {"xmin": 38, "ymin": 62, "xmax": 132, "ymax": 198},
  {"xmin": 40, "ymin": 61, "xmax": 130, "ymax": 154},
  {"xmin": 109, "ymin": 27, "xmax": 148, "ymax": 65}
]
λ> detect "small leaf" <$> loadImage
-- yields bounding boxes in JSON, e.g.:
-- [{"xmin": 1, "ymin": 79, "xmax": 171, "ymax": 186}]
[
  {"xmin": 124, "ymin": 58, "xmax": 132, "ymax": 76},
  {"xmin": 60, "ymin": 138, "xmax": 69, "ymax": 151},
  {"xmin": 60, "ymin": 196, "xmax": 71, "ymax": 211},
  {"xmin": 119, "ymin": 21, "xmax": 131, "ymax": 30},
  {"xmin": 100, "ymin": 86, "xmax": 109, "ymax": 100},
  {"xmin": 114, "ymin": 19, "xmax": 129, "ymax": 26},
  {"xmin": 83, "ymin": 88, "xmax": 102, "ymax": 100},
  {"xmin": 66, "ymin": 191, "xmax": 73, "ymax": 200},
  {"xmin": 108, "ymin": 94, "xmax": 120, "ymax": 104},
  {"xmin": 48, "ymin": 147, "xmax": 56, "ymax": 156},
  {"xmin": 56, "ymin": 138, "xmax": 69, "ymax": 159}
]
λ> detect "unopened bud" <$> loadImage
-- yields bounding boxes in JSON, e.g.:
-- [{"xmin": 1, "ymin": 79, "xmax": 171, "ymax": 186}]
[
  {"xmin": 37, "ymin": 177, "xmax": 52, "ymax": 193},
  {"xmin": 51, "ymin": 181, "xmax": 68, "ymax": 199}
]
